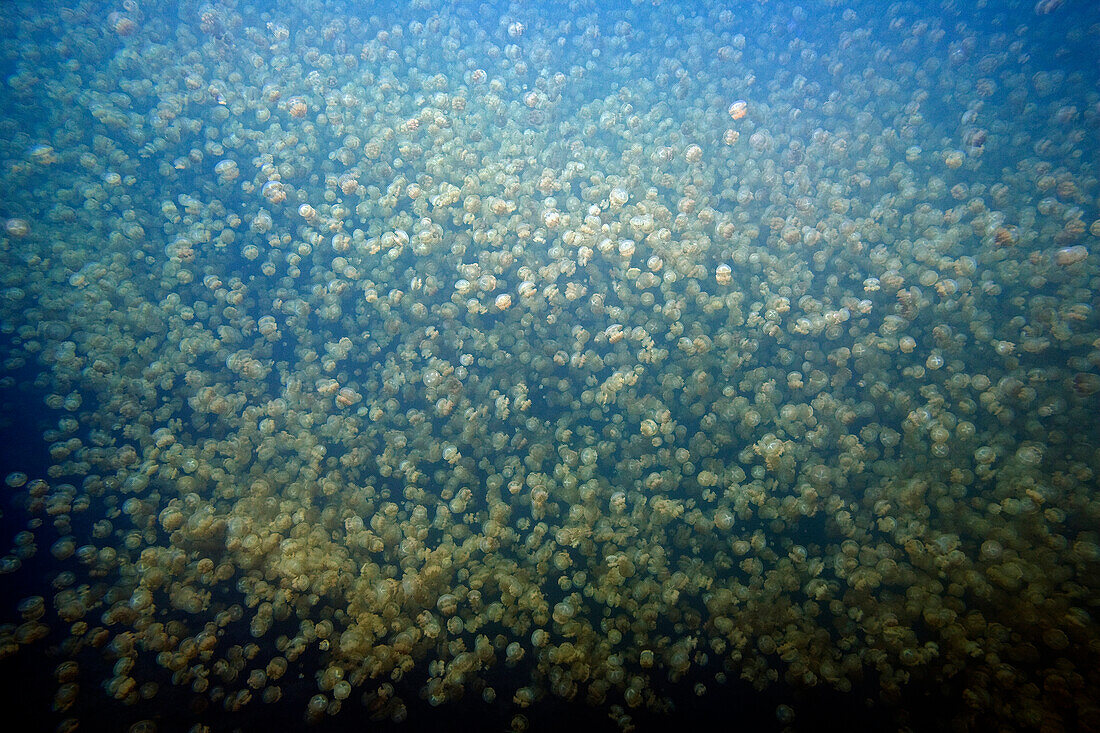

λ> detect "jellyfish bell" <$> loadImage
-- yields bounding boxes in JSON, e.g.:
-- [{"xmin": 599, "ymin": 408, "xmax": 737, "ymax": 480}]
[{"xmin": 1054, "ymin": 245, "xmax": 1087, "ymax": 266}]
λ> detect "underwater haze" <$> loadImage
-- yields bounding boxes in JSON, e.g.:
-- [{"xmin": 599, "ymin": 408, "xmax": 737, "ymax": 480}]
[{"xmin": 0, "ymin": 0, "xmax": 1098, "ymax": 731}]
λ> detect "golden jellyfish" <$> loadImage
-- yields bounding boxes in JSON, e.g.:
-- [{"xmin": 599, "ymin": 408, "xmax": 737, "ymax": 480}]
[
  {"xmin": 214, "ymin": 159, "xmax": 239, "ymax": 182},
  {"xmin": 287, "ymin": 97, "xmax": 308, "ymax": 118},
  {"xmin": 1054, "ymin": 245, "xmax": 1087, "ymax": 266},
  {"xmin": 748, "ymin": 131, "xmax": 771, "ymax": 152},
  {"xmin": 108, "ymin": 12, "xmax": 137, "ymax": 36},
  {"xmin": 5, "ymin": 218, "xmax": 29, "ymax": 237},
  {"xmin": 1072, "ymin": 373, "xmax": 1100, "ymax": 396},
  {"xmin": 335, "ymin": 387, "xmax": 361, "ymax": 407},
  {"xmin": 0, "ymin": 4, "xmax": 1098, "ymax": 732},
  {"xmin": 28, "ymin": 144, "xmax": 56, "ymax": 165},
  {"xmin": 728, "ymin": 100, "xmax": 748, "ymax": 120},
  {"xmin": 261, "ymin": 181, "xmax": 286, "ymax": 204}
]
